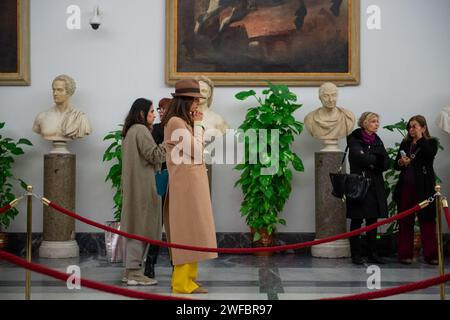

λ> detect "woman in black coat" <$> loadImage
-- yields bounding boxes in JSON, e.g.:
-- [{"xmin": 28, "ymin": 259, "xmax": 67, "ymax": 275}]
[
  {"xmin": 144, "ymin": 98, "xmax": 171, "ymax": 278},
  {"xmin": 347, "ymin": 112, "xmax": 389, "ymax": 265},
  {"xmin": 394, "ymin": 115, "xmax": 438, "ymax": 265}
]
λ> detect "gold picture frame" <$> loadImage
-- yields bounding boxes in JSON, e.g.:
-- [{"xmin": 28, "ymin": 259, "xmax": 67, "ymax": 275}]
[
  {"xmin": 166, "ymin": 0, "xmax": 360, "ymax": 87},
  {"xmin": 0, "ymin": 0, "xmax": 30, "ymax": 86}
]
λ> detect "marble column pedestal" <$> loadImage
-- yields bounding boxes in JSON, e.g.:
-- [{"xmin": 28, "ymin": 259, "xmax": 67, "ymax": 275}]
[
  {"xmin": 311, "ymin": 152, "xmax": 351, "ymax": 258},
  {"xmin": 39, "ymin": 154, "xmax": 79, "ymax": 258}
]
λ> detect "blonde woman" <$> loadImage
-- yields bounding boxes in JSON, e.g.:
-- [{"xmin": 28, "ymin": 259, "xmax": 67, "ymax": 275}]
[{"xmin": 346, "ymin": 112, "xmax": 389, "ymax": 265}]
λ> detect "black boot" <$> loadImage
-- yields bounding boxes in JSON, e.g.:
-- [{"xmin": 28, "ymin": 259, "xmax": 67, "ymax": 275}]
[
  {"xmin": 350, "ymin": 236, "xmax": 366, "ymax": 265},
  {"xmin": 367, "ymin": 253, "xmax": 385, "ymax": 264},
  {"xmin": 144, "ymin": 245, "xmax": 160, "ymax": 278},
  {"xmin": 366, "ymin": 230, "xmax": 385, "ymax": 265}
]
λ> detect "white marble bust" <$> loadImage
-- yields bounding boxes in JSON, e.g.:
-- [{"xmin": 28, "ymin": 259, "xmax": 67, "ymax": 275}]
[
  {"xmin": 436, "ymin": 106, "xmax": 450, "ymax": 134},
  {"xmin": 195, "ymin": 76, "xmax": 230, "ymax": 139},
  {"xmin": 33, "ymin": 75, "xmax": 92, "ymax": 151},
  {"xmin": 304, "ymin": 82, "xmax": 355, "ymax": 152}
]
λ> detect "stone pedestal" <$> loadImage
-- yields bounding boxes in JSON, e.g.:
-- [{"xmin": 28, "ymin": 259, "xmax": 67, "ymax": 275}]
[
  {"xmin": 39, "ymin": 240, "xmax": 79, "ymax": 258},
  {"xmin": 311, "ymin": 152, "xmax": 351, "ymax": 258},
  {"xmin": 39, "ymin": 154, "xmax": 79, "ymax": 258}
]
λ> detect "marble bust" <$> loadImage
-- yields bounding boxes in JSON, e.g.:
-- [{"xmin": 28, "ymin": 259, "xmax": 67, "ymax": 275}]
[
  {"xmin": 33, "ymin": 75, "xmax": 92, "ymax": 153},
  {"xmin": 304, "ymin": 82, "xmax": 355, "ymax": 152},
  {"xmin": 436, "ymin": 106, "xmax": 450, "ymax": 134},
  {"xmin": 195, "ymin": 76, "xmax": 230, "ymax": 139}
]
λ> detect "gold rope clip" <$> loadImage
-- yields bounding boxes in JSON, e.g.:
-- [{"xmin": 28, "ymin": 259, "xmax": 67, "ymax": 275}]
[
  {"xmin": 9, "ymin": 199, "xmax": 19, "ymax": 208},
  {"xmin": 419, "ymin": 200, "xmax": 430, "ymax": 209},
  {"xmin": 443, "ymin": 199, "xmax": 448, "ymax": 208},
  {"xmin": 41, "ymin": 197, "xmax": 51, "ymax": 206}
]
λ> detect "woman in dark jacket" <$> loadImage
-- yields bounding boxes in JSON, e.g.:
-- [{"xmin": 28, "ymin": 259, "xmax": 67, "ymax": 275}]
[
  {"xmin": 144, "ymin": 98, "xmax": 172, "ymax": 278},
  {"xmin": 347, "ymin": 112, "xmax": 389, "ymax": 265},
  {"xmin": 394, "ymin": 115, "xmax": 438, "ymax": 265}
]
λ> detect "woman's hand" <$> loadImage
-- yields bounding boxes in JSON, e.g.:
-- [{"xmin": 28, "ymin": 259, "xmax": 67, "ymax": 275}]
[
  {"xmin": 192, "ymin": 110, "xmax": 204, "ymax": 122},
  {"xmin": 398, "ymin": 156, "xmax": 412, "ymax": 167}
]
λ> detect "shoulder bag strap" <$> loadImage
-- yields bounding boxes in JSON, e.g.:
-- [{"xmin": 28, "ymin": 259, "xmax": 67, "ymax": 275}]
[{"xmin": 338, "ymin": 146, "xmax": 349, "ymax": 173}]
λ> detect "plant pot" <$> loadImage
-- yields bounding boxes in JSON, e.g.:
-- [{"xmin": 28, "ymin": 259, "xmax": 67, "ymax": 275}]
[
  {"xmin": 250, "ymin": 228, "xmax": 274, "ymax": 257},
  {"xmin": 0, "ymin": 232, "xmax": 8, "ymax": 250},
  {"xmin": 105, "ymin": 221, "xmax": 123, "ymax": 263}
]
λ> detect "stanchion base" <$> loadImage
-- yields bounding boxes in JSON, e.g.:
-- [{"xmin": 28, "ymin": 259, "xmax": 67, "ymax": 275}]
[
  {"xmin": 39, "ymin": 240, "xmax": 79, "ymax": 259},
  {"xmin": 311, "ymin": 239, "xmax": 351, "ymax": 258}
]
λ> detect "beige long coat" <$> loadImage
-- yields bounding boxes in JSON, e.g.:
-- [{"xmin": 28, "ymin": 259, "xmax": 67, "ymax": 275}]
[
  {"xmin": 121, "ymin": 124, "xmax": 166, "ymax": 241},
  {"xmin": 163, "ymin": 117, "xmax": 218, "ymax": 266}
]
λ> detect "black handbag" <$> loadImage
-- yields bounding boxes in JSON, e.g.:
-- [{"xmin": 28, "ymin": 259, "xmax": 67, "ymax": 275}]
[{"xmin": 329, "ymin": 146, "xmax": 371, "ymax": 202}]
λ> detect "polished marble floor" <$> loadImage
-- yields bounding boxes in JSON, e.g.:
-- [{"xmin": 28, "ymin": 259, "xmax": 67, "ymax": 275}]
[{"xmin": 0, "ymin": 253, "xmax": 449, "ymax": 300}]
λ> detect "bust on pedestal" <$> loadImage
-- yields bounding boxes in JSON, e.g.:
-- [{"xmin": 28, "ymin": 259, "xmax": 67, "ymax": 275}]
[
  {"xmin": 305, "ymin": 83, "xmax": 355, "ymax": 258},
  {"xmin": 195, "ymin": 76, "xmax": 230, "ymax": 195},
  {"xmin": 436, "ymin": 106, "xmax": 450, "ymax": 134},
  {"xmin": 32, "ymin": 74, "xmax": 92, "ymax": 258},
  {"xmin": 305, "ymin": 82, "xmax": 355, "ymax": 152}
]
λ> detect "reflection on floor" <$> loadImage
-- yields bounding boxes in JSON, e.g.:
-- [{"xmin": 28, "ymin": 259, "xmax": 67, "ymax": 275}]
[{"xmin": 0, "ymin": 253, "xmax": 449, "ymax": 300}]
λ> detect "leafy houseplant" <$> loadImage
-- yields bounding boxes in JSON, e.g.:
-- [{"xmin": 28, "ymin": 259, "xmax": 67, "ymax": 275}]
[
  {"xmin": 0, "ymin": 122, "xmax": 32, "ymax": 232},
  {"xmin": 103, "ymin": 125, "xmax": 123, "ymax": 222},
  {"xmin": 383, "ymin": 119, "xmax": 444, "ymax": 234},
  {"xmin": 234, "ymin": 83, "xmax": 305, "ymax": 243}
]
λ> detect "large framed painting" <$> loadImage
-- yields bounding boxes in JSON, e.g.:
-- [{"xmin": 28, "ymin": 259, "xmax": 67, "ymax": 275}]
[
  {"xmin": 0, "ymin": 0, "xmax": 30, "ymax": 86},
  {"xmin": 166, "ymin": 0, "xmax": 360, "ymax": 86}
]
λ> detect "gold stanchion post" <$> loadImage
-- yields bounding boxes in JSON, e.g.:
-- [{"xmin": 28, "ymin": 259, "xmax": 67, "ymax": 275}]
[
  {"xmin": 25, "ymin": 185, "xmax": 33, "ymax": 300},
  {"xmin": 435, "ymin": 185, "xmax": 446, "ymax": 301}
]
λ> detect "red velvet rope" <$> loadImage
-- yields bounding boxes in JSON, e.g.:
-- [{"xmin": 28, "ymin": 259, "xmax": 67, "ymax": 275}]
[
  {"xmin": 48, "ymin": 201, "xmax": 423, "ymax": 253},
  {"xmin": 0, "ymin": 249, "xmax": 193, "ymax": 301},
  {"xmin": 1, "ymin": 248, "xmax": 448, "ymax": 301},
  {"xmin": 444, "ymin": 206, "xmax": 450, "ymax": 230},
  {"xmin": 0, "ymin": 204, "xmax": 12, "ymax": 215},
  {"xmin": 323, "ymin": 272, "xmax": 450, "ymax": 300}
]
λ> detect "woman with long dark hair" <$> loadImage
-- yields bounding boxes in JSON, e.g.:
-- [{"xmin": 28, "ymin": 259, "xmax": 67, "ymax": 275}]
[
  {"xmin": 394, "ymin": 115, "xmax": 439, "ymax": 265},
  {"xmin": 121, "ymin": 98, "xmax": 166, "ymax": 286},
  {"xmin": 163, "ymin": 79, "xmax": 218, "ymax": 294}
]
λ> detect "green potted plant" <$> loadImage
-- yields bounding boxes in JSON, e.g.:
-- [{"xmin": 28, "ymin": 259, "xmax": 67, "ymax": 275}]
[
  {"xmin": 102, "ymin": 125, "xmax": 123, "ymax": 262},
  {"xmin": 0, "ymin": 122, "xmax": 33, "ymax": 249},
  {"xmin": 234, "ymin": 82, "xmax": 304, "ymax": 252},
  {"xmin": 383, "ymin": 119, "xmax": 408, "ymax": 236}
]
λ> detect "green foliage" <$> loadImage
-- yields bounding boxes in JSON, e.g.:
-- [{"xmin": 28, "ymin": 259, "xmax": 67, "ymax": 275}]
[
  {"xmin": 0, "ymin": 122, "xmax": 33, "ymax": 230},
  {"xmin": 103, "ymin": 125, "xmax": 123, "ymax": 221},
  {"xmin": 383, "ymin": 119, "xmax": 444, "ymax": 234},
  {"xmin": 234, "ymin": 82, "xmax": 304, "ymax": 242}
]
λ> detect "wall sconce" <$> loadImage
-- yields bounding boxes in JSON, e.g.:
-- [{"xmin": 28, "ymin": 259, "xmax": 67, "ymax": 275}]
[{"xmin": 89, "ymin": 6, "xmax": 102, "ymax": 30}]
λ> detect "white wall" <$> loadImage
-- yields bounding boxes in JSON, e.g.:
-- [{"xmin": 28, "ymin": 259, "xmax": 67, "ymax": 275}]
[{"xmin": 1, "ymin": 0, "xmax": 449, "ymax": 233}]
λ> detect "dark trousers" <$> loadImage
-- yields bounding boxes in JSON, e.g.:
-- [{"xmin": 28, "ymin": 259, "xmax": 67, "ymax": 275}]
[
  {"xmin": 397, "ymin": 186, "xmax": 438, "ymax": 262},
  {"xmin": 350, "ymin": 218, "xmax": 378, "ymax": 257},
  {"xmin": 145, "ymin": 194, "xmax": 165, "ymax": 268}
]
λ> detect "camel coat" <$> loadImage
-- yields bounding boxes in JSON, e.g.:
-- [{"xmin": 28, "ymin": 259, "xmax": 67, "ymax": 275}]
[
  {"xmin": 121, "ymin": 124, "xmax": 166, "ymax": 241},
  {"xmin": 163, "ymin": 117, "xmax": 218, "ymax": 266}
]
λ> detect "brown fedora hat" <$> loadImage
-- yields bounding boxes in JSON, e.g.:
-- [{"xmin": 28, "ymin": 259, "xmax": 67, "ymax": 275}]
[{"xmin": 171, "ymin": 78, "xmax": 204, "ymax": 98}]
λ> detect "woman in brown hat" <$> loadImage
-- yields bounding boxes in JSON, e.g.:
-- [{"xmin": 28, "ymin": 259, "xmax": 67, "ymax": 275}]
[{"xmin": 161, "ymin": 79, "xmax": 218, "ymax": 294}]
